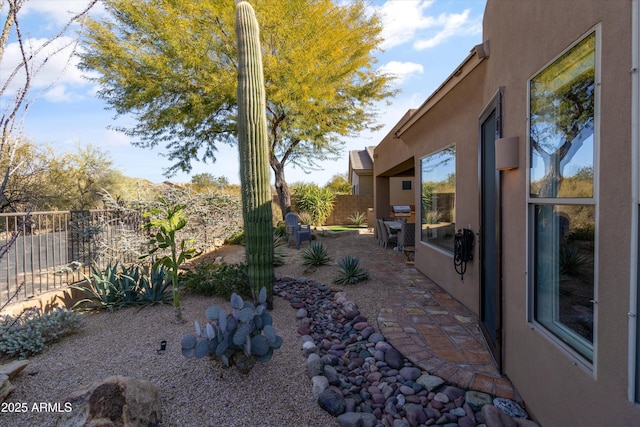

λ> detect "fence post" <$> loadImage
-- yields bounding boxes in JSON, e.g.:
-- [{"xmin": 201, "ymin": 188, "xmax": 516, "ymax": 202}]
[{"xmin": 68, "ymin": 210, "xmax": 92, "ymax": 268}]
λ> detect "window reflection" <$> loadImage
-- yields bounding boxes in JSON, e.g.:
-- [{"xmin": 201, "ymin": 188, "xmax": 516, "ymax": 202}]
[
  {"xmin": 420, "ymin": 146, "xmax": 456, "ymax": 252},
  {"xmin": 530, "ymin": 32, "xmax": 595, "ymax": 198}
]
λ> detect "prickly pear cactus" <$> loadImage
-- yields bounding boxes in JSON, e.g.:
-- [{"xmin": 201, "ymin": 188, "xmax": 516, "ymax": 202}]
[
  {"xmin": 235, "ymin": 0, "xmax": 274, "ymax": 305},
  {"xmin": 181, "ymin": 288, "xmax": 283, "ymax": 374}
]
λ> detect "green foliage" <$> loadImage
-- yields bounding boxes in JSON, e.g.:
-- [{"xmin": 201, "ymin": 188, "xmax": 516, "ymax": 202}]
[
  {"xmin": 274, "ymin": 222, "xmax": 287, "ymax": 240},
  {"xmin": 334, "ymin": 255, "xmax": 369, "ymax": 285},
  {"xmin": 567, "ymin": 224, "xmax": 595, "ymax": 242},
  {"xmin": 225, "ymin": 230, "xmax": 245, "ymax": 246},
  {"xmin": 297, "ymin": 211, "xmax": 313, "ymax": 226},
  {"xmin": 181, "ymin": 289, "xmax": 283, "ymax": 373},
  {"xmin": 324, "ymin": 173, "xmax": 352, "ymax": 195},
  {"xmin": 291, "ymin": 183, "xmax": 336, "ymax": 226},
  {"xmin": 143, "ymin": 197, "xmax": 199, "ymax": 321},
  {"xmin": 348, "ymin": 211, "xmax": 367, "ymax": 226},
  {"xmin": 301, "ymin": 242, "xmax": 333, "ymax": 268},
  {"xmin": 80, "ymin": 0, "xmax": 397, "ymax": 217},
  {"xmin": 73, "ymin": 260, "xmax": 173, "ymax": 311},
  {"xmin": 0, "ymin": 307, "xmax": 83, "ymax": 359},
  {"xmin": 0, "ymin": 140, "xmax": 126, "ymax": 212},
  {"xmin": 273, "ymin": 235, "xmax": 288, "ymax": 267},
  {"xmin": 183, "ymin": 262, "xmax": 251, "ymax": 300}
]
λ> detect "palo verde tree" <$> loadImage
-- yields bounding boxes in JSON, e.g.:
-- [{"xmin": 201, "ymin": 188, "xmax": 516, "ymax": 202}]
[
  {"xmin": 235, "ymin": 0, "xmax": 273, "ymax": 305},
  {"xmin": 79, "ymin": 0, "xmax": 397, "ymax": 218}
]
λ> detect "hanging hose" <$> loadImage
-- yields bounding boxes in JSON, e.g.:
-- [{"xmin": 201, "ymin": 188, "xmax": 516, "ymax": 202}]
[{"xmin": 454, "ymin": 229, "xmax": 474, "ymax": 281}]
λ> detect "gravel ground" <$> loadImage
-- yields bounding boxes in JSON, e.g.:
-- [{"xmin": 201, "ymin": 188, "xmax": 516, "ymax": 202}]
[{"xmin": 3, "ymin": 231, "xmax": 394, "ymax": 427}]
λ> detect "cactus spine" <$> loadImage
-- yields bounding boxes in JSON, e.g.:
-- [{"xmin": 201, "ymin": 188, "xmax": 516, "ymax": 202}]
[{"xmin": 235, "ymin": 1, "xmax": 274, "ymax": 305}]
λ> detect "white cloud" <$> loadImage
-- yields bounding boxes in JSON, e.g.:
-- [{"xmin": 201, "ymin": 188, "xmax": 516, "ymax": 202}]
[
  {"xmin": 372, "ymin": 1, "xmax": 482, "ymax": 51},
  {"xmin": 379, "ymin": 61, "xmax": 424, "ymax": 85},
  {"xmin": 1, "ymin": 36, "xmax": 91, "ymax": 103},
  {"xmin": 21, "ymin": 0, "xmax": 106, "ymax": 27},
  {"xmin": 413, "ymin": 9, "xmax": 482, "ymax": 50},
  {"xmin": 104, "ymin": 129, "xmax": 131, "ymax": 148},
  {"xmin": 374, "ymin": 0, "xmax": 437, "ymax": 50}
]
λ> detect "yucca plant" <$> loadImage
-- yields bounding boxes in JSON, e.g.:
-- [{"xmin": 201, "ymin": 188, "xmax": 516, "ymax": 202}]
[
  {"xmin": 348, "ymin": 211, "xmax": 367, "ymax": 226},
  {"xmin": 334, "ymin": 255, "xmax": 369, "ymax": 285},
  {"xmin": 301, "ymin": 242, "xmax": 333, "ymax": 267}
]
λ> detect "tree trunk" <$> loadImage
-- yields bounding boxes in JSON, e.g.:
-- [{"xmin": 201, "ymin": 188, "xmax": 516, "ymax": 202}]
[{"xmin": 271, "ymin": 159, "xmax": 292, "ymax": 220}]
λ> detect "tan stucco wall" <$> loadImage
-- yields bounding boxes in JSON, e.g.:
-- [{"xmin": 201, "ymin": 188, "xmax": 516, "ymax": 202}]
[
  {"xmin": 358, "ymin": 174, "xmax": 374, "ymax": 196},
  {"xmin": 402, "ymin": 59, "xmax": 487, "ymax": 313},
  {"xmin": 482, "ymin": 1, "xmax": 639, "ymax": 426},
  {"xmin": 389, "ymin": 177, "xmax": 414, "ymax": 206},
  {"xmin": 375, "ymin": 0, "xmax": 640, "ymax": 425}
]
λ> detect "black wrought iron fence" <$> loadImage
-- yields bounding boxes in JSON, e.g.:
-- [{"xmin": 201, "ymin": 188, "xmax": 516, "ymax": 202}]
[{"xmin": 0, "ymin": 209, "xmax": 146, "ymax": 307}]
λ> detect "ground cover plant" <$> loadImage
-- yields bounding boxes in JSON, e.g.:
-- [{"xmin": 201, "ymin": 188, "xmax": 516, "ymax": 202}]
[
  {"xmin": 0, "ymin": 307, "xmax": 83, "ymax": 359},
  {"xmin": 183, "ymin": 262, "xmax": 251, "ymax": 300}
]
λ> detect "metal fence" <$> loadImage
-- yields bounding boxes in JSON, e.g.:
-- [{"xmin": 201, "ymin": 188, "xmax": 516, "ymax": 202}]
[{"xmin": 0, "ymin": 209, "xmax": 146, "ymax": 307}]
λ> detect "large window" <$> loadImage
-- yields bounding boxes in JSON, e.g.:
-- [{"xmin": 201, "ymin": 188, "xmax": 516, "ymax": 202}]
[
  {"xmin": 420, "ymin": 146, "xmax": 456, "ymax": 252},
  {"xmin": 529, "ymin": 31, "xmax": 597, "ymax": 363}
]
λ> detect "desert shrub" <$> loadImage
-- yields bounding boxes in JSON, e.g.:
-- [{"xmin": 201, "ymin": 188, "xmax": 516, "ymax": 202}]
[
  {"xmin": 567, "ymin": 224, "xmax": 595, "ymax": 243},
  {"xmin": 334, "ymin": 255, "xmax": 369, "ymax": 285},
  {"xmin": 226, "ymin": 230, "xmax": 245, "ymax": 245},
  {"xmin": 291, "ymin": 183, "xmax": 335, "ymax": 226},
  {"xmin": 297, "ymin": 211, "xmax": 313, "ymax": 226},
  {"xmin": 182, "ymin": 262, "xmax": 251, "ymax": 299},
  {"xmin": 274, "ymin": 222, "xmax": 287, "ymax": 240},
  {"xmin": 301, "ymin": 242, "xmax": 333, "ymax": 267},
  {"xmin": 0, "ymin": 307, "xmax": 83, "ymax": 359}
]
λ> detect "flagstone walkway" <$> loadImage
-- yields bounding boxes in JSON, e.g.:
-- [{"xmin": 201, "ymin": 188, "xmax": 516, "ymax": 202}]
[{"xmin": 367, "ymin": 243, "xmax": 520, "ymax": 401}]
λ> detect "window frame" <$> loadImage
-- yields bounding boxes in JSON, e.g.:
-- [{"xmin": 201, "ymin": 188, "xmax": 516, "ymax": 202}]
[{"xmin": 526, "ymin": 27, "xmax": 601, "ymax": 372}]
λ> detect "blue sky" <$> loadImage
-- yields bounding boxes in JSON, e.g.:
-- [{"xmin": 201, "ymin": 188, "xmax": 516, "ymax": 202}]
[{"xmin": 1, "ymin": 0, "xmax": 486, "ymax": 186}]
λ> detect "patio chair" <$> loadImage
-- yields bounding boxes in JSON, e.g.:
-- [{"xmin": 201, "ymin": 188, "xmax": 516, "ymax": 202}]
[
  {"xmin": 378, "ymin": 219, "xmax": 397, "ymax": 249},
  {"xmin": 285, "ymin": 212, "xmax": 312, "ymax": 249},
  {"xmin": 397, "ymin": 222, "xmax": 415, "ymax": 248},
  {"xmin": 373, "ymin": 218, "xmax": 382, "ymax": 245}
]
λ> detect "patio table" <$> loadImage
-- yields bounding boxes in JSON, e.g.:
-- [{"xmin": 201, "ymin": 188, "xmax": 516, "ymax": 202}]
[{"xmin": 384, "ymin": 221, "xmax": 403, "ymax": 233}]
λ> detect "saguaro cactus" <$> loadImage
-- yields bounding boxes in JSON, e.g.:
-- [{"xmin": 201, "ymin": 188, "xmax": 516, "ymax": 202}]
[{"xmin": 235, "ymin": 1, "xmax": 274, "ymax": 305}]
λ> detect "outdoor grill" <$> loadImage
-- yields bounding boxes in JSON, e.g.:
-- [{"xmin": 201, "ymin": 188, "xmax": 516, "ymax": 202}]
[{"xmin": 391, "ymin": 205, "xmax": 411, "ymax": 218}]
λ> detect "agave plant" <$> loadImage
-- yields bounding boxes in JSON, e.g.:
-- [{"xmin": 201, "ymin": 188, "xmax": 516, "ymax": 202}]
[
  {"xmin": 137, "ymin": 262, "xmax": 173, "ymax": 307},
  {"xmin": 73, "ymin": 261, "xmax": 138, "ymax": 311},
  {"xmin": 301, "ymin": 242, "xmax": 333, "ymax": 267},
  {"xmin": 273, "ymin": 235, "xmax": 288, "ymax": 266},
  {"xmin": 334, "ymin": 255, "xmax": 369, "ymax": 285}
]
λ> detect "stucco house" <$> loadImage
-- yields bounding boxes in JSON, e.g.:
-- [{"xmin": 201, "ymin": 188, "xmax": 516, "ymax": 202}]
[
  {"xmin": 348, "ymin": 146, "xmax": 375, "ymax": 195},
  {"xmin": 373, "ymin": 0, "xmax": 640, "ymax": 425}
]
